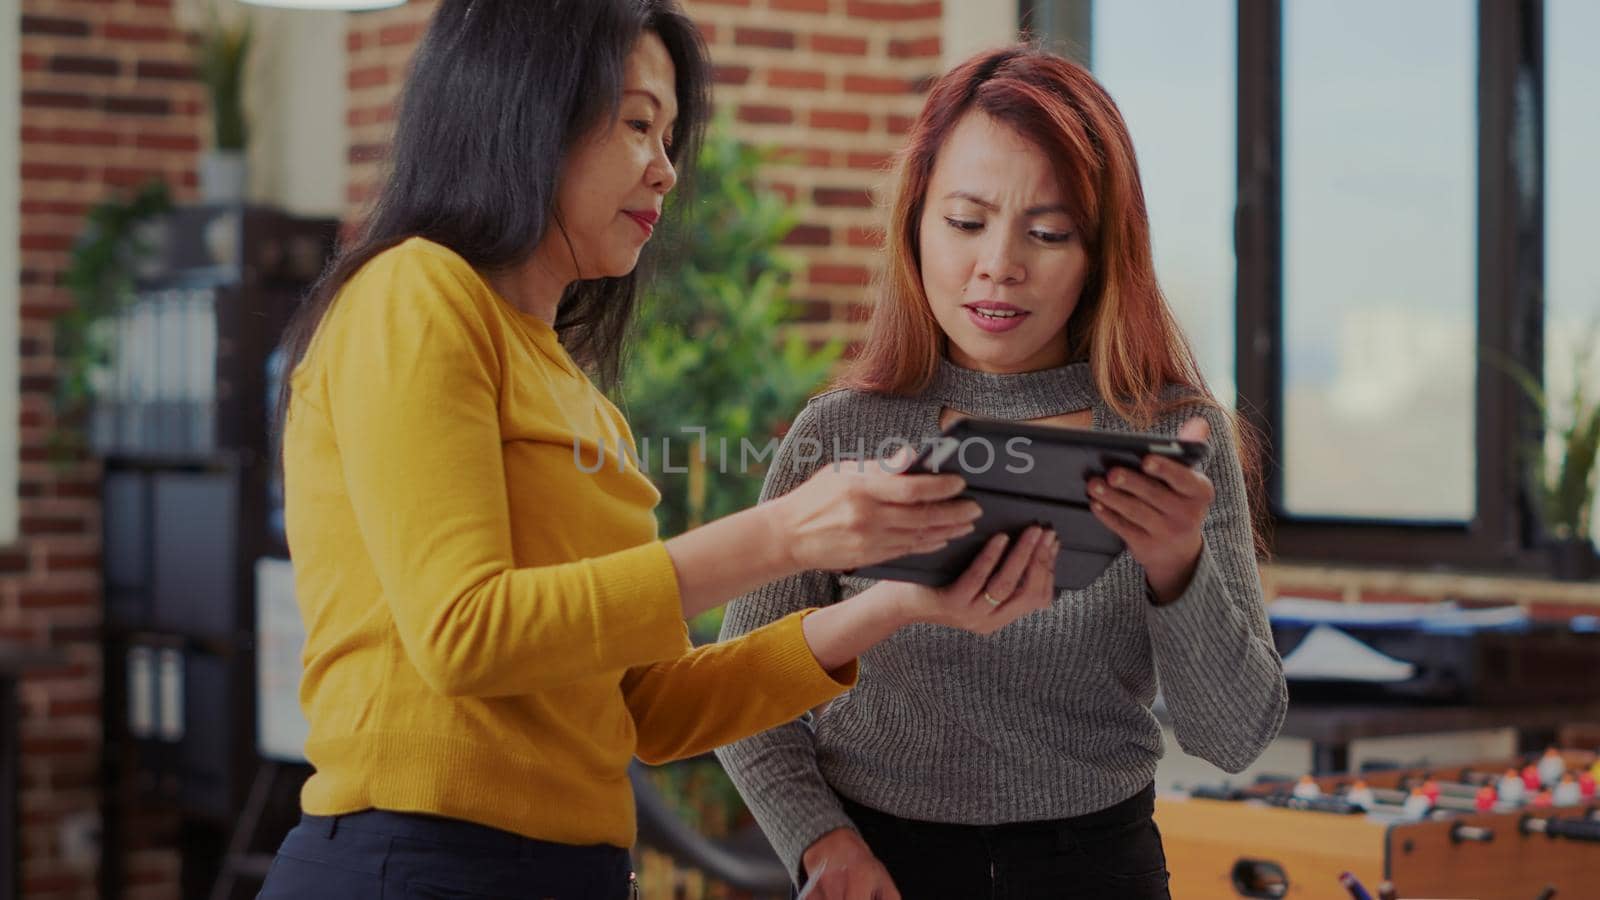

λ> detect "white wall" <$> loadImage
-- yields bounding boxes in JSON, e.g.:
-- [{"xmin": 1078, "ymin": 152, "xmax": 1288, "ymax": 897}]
[
  {"xmin": 1, "ymin": 0, "xmax": 21, "ymax": 546},
  {"xmin": 246, "ymin": 7, "xmax": 348, "ymax": 218},
  {"xmin": 942, "ymin": 0, "xmax": 1022, "ymax": 72}
]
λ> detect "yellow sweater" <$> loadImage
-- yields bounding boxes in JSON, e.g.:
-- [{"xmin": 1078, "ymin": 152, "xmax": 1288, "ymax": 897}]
[{"xmin": 283, "ymin": 237, "xmax": 854, "ymax": 848}]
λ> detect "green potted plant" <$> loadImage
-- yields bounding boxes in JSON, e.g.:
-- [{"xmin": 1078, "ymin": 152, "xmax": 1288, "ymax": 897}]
[
  {"xmin": 622, "ymin": 121, "xmax": 843, "ymax": 895},
  {"xmin": 1503, "ymin": 323, "xmax": 1600, "ymax": 579},
  {"xmin": 622, "ymin": 118, "xmax": 843, "ymax": 548},
  {"xmin": 192, "ymin": 1, "xmax": 253, "ymax": 203}
]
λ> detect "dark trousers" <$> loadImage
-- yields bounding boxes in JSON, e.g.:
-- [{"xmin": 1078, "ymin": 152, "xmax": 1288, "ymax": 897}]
[
  {"xmin": 256, "ymin": 810, "xmax": 635, "ymax": 900},
  {"xmin": 837, "ymin": 784, "xmax": 1171, "ymax": 900}
]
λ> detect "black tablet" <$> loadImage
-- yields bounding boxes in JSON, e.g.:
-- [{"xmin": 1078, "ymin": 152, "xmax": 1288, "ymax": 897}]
[{"xmin": 850, "ymin": 417, "xmax": 1210, "ymax": 591}]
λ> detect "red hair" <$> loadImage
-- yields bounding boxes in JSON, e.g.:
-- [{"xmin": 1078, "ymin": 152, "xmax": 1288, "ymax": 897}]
[{"xmin": 839, "ymin": 44, "xmax": 1268, "ymax": 549}]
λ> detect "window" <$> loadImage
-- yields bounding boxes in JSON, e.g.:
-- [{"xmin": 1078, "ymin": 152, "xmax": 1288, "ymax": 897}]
[
  {"xmin": 1093, "ymin": 0, "xmax": 1239, "ymax": 402},
  {"xmin": 1029, "ymin": 0, "xmax": 1559, "ymax": 571},
  {"xmin": 1545, "ymin": 0, "xmax": 1600, "ymax": 546},
  {"xmin": 1280, "ymin": 0, "xmax": 1477, "ymax": 520}
]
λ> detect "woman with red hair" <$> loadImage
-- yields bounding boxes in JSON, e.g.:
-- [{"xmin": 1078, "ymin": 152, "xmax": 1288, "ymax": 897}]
[{"xmin": 718, "ymin": 44, "xmax": 1287, "ymax": 899}]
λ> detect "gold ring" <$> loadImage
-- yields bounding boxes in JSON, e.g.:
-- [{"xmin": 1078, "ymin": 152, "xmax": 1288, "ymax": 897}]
[{"xmin": 983, "ymin": 592, "xmax": 1001, "ymax": 607}]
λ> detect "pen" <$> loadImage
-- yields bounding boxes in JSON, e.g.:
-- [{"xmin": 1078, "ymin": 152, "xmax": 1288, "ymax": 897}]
[{"xmin": 1338, "ymin": 871, "xmax": 1375, "ymax": 900}]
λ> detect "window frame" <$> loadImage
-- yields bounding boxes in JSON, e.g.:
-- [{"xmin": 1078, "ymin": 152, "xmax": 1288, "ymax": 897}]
[{"xmin": 1234, "ymin": 0, "xmax": 1550, "ymax": 572}]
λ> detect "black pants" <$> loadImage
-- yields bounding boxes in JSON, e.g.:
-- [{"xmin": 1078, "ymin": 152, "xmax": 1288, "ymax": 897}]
[
  {"xmin": 256, "ymin": 810, "xmax": 635, "ymax": 900},
  {"xmin": 837, "ymin": 784, "xmax": 1171, "ymax": 900}
]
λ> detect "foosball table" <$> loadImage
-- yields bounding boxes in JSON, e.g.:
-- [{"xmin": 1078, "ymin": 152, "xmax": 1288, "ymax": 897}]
[{"xmin": 1156, "ymin": 749, "xmax": 1600, "ymax": 899}]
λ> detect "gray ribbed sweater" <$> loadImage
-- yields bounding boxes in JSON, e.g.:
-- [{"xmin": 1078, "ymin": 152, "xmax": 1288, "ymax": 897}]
[{"xmin": 714, "ymin": 358, "xmax": 1288, "ymax": 880}]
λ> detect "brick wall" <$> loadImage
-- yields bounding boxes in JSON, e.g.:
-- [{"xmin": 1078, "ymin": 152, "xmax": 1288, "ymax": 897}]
[
  {"xmin": 12, "ymin": 0, "xmax": 202, "ymax": 897},
  {"xmin": 339, "ymin": 0, "xmax": 1600, "ymax": 622},
  {"xmin": 343, "ymin": 0, "xmax": 945, "ymax": 346}
]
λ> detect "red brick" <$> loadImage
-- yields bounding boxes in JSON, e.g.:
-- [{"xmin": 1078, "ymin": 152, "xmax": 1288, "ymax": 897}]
[
  {"xmin": 48, "ymin": 55, "xmax": 121, "ymax": 77},
  {"xmin": 20, "ymin": 234, "xmax": 74, "ymax": 253},
  {"xmin": 814, "ymin": 187, "xmax": 873, "ymax": 208},
  {"xmin": 845, "ymin": 74, "xmax": 914, "ymax": 94},
  {"xmin": 699, "ymin": 24, "xmax": 719, "ymax": 43},
  {"xmin": 713, "ymin": 64, "xmax": 751, "ymax": 85},
  {"xmin": 21, "ymin": 53, "xmax": 44, "ymax": 71},
  {"xmin": 847, "ymin": 150, "xmax": 894, "ymax": 169},
  {"xmin": 347, "ymin": 105, "xmax": 396, "ymax": 127},
  {"xmin": 23, "ymin": 873, "xmax": 87, "ymax": 894},
  {"xmin": 24, "ymin": 662, "xmax": 92, "ymax": 682},
  {"xmin": 46, "ymin": 553, "xmax": 101, "ymax": 572},
  {"xmin": 104, "ymin": 95, "xmax": 171, "ymax": 116},
  {"xmin": 46, "ymin": 698, "xmax": 101, "ymax": 719},
  {"xmin": 775, "ymin": 146, "xmax": 831, "ymax": 167},
  {"xmin": 349, "ymin": 66, "xmax": 391, "ymax": 90},
  {"xmin": 889, "ymin": 35, "xmax": 941, "ymax": 58},
  {"xmin": 347, "ymin": 31, "xmax": 367, "ymax": 52},
  {"xmin": 737, "ymin": 104, "xmax": 794, "ymax": 125},
  {"xmin": 735, "ymin": 27, "xmax": 797, "ymax": 50},
  {"xmin": 811, "ymin": 33, "xmax": 869, "ymax": 55},
  {"xmin": 102, "ymin": 22, "xmax": 175, "ymax": 42},
  {"xmin": 135, "ymin": 133, "xmax": 201, "ymax": 152},
  {"xmin": 136, "ymin": 60, "xmax": 195, "ymax": 81},
  {"xmin": 791, "ymin": 299, "xmax": 832, "ymax": 322},
  {"xmin": 379, "ymin": 22, "xmax": 426, "ymax": 46},
  {"xmin": 693, "ymin": 0, "xmax": 751, "ymax": 4},
  {"xmin": 768, "ymin": 68, "xmax": 826, "ymax": 90},
  {"xmin": 810, "ymin": 109, "xmax": 870, "ymax": 132},
  {"xmin": 846, "ymin": 0, "xmax": 941, "ymax": 21},
  {"xmin": 21, "ymin": 91, "xmax": 94, "ymax": 111},
  {"xmin": 22, "ymin": 16, "xmax": 91, "ymax": 37},
  {"xmin": 772, "ymin": 0, "xmax": 830, "ymax": 11},
  {"xmin": 104, "ymin": 167, "xmax": 166, "ymax": 187},
  {"xmin": 0, "ymin": 548, "xmax": 29, "ymax": 573},
  {"xmin": 810, "ymin": 263, "xmax": 871, "ymax": 286},
  {"xmin": 848, "ymin": 225, "xmax": 885, "ymax": 248},
  {"xmin": 783, "ymin": 224, "xmax": 832, "ymax": 247},
  {"xmin": 20, "ymin": 163, "xmax": 90, "ymax": 182},
  {"xmin": 886, "ymin": 114, "xmax": 916, "ymax": 134},
  {"xmin": 767, "ymin": 182, "xmax": 799, "ymax": 203},
  {"xmin": 21, "ymin": 126, "xmax": 121, "ymax": 147},
  {"xmin": 845, "ymin": 302, "xmax": 874, "ymax": 322},
  {"xmin": 20, "ymin": 736, "xmax": 93, "ymax": 755},
  {"xmin": 348, "ymin": 143, "xmax": 388, "ymax": 164},
  {"xmin": 19, "ymin": 514, "xmax": 89, "ymax": 535}
]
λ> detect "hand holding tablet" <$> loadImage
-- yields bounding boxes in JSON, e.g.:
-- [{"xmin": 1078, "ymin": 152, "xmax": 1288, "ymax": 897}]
[{"xmin": 851, "ymin": 417, "xmax": 1210, "ymax": 591}]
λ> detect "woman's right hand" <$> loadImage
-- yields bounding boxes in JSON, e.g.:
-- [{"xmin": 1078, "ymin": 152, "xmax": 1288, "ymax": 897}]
[
  {"xmin": 895, "ymin": 525, "xmax": 1060, "ymax": 633},
  {"xmin": 770, "ymin": 448, "xmax": 981, "ymax": 574},
  {"xmin": 800, "ymin": 828, "xmax": 900, "ymax": 900}
]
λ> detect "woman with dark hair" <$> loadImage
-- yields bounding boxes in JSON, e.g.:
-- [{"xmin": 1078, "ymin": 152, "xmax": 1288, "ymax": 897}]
[
  {"xmin": 258, "ymin": 4, "xmax": 1061, "ymax": 899},
  {"xmin": 717, "ymin": 44, "xmax": 1288, "ymax": 900}
]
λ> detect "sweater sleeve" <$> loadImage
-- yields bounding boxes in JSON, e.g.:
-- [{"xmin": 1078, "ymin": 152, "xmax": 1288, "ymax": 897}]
[
  {"xmin": 1145, "ymin": 405, "xmax": 1288, "ymax": 773},
  {"xmin": 621, "ymin": 610, "xmax": 856, "ymax": 765},
  {"xmin": 305, "ymin": 247, "xmax": 687, "ymax": 698},
  {"xmin": 714, "ymin": 402, "xmax": 860, "ymax": 883}
]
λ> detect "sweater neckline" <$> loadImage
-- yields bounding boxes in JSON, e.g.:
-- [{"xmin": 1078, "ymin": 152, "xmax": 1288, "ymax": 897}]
[{"xmin": 926, "ymin": 357, "xmax": 1100, "ymax": 419}]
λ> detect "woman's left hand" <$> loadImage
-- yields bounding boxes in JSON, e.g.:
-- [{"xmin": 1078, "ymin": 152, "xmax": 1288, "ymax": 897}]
[{"xmin": 1086, "ymin": 416, "xmax": 1215, "ymax": 605}]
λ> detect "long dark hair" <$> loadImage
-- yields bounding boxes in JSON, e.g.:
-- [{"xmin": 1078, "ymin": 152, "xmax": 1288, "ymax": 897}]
[{"xmin": 277, "ymin": 0, "xmax": 710, "ymax": 423}]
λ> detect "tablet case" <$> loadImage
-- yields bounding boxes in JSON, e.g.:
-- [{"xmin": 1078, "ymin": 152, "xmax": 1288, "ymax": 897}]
[{"xmin": 850, "ymin": 418, "xmax": 1209, "ymax": 591}]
